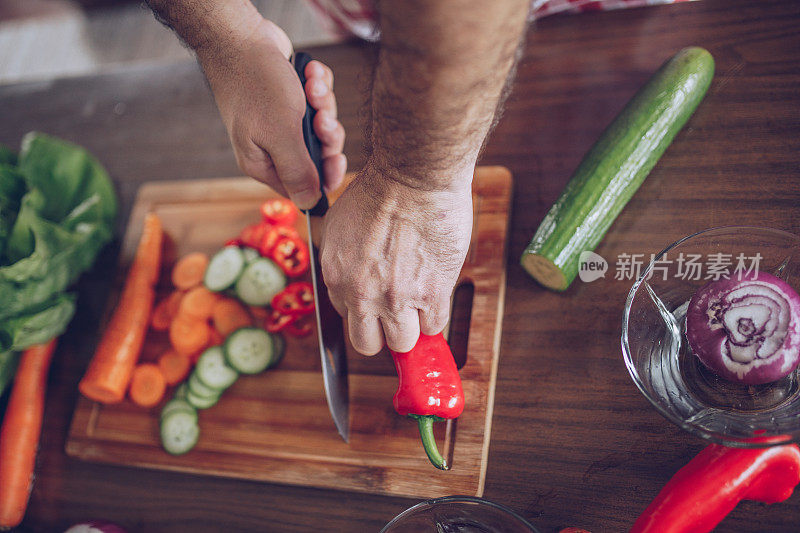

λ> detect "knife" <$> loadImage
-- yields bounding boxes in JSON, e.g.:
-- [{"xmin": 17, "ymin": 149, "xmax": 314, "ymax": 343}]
[{"xmin": 293, "ymin": 52, "xmax": 350, "ymax": 443}]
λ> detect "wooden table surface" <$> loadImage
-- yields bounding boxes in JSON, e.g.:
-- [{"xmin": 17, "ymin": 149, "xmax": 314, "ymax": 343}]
[{"xmin": 1, "ymin": 0, "xmax": 799, "ymax": 531}]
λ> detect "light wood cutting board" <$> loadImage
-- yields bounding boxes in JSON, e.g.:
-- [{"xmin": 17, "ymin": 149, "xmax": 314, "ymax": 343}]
[{"xmin": 66, "ymin": 166, "xmax": 512, "ymax": 498}]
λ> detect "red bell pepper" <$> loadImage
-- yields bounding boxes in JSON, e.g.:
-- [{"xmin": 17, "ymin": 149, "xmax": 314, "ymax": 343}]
[
  {"xmin": 286, "ymin": 314, "xmax": 314, "ymax": 337},
  {"xmin": 264, "ymin": 307, "xmax": 297, "ymax": 333},
  {"xmin": 259, "ymin": 225, "xmax": 300, "ymax": 257},
  {"xmin": 239, "ymin": 222, "xmax": 271, "ymax": 250},
  {"xmin": 631, "ymin": 443, "xmax": 800, "ymax": 533},
  {"xmin": 261, "ymin": 197, "xmax": 298, "ymax": 226},
  {"xmin": 271, "ymin": 282, "xmax": 315, "ymax": 316},
  {"xmin": 390, "ymin": 333, "xmax": 465, "ymax": 470},
  {"xmin": 272, "ymin": 236, "xmax": 310, "ymax": 277}
]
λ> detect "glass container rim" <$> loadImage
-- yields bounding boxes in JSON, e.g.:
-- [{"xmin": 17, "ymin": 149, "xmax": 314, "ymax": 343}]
[{"xmin": 379, "ymin": 495, "xmax": 540, "ymax": 533}]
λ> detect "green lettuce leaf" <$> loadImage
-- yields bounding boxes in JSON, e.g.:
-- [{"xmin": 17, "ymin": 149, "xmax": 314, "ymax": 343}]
[
  {"xmin": 0, "ymin": 164, "xmax": 26, "ymax": 257},
  {"xmin": 0, "ymin": 132, "xmax": 117, "ymax": 350},
  {"xmin": 0, "ymin": 293, "xmax": 76, "ymax": 351}
]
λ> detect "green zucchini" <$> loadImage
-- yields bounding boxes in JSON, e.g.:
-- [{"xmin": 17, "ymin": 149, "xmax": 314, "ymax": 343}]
[{"xmin": 521, "ymin": 47, "xmax": 714, "ymax": 291}]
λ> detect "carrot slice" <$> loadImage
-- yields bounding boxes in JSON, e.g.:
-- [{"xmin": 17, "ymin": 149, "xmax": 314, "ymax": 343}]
[
  {"xmin": 128, "ymin": 363, "xmax": 167, "ymax": 408},
  {"xmin": 157, "ymin": 350, "xmax": 191, "ymax": 386},
  {"xmin": 0, "ymin": 339, "xmax": 57, "ymax": 529},
  {"xmin": 165, "ymin": 290, "xmax": 185, "ymax": 317},
  {"xmin": 213, "ymin": 298, "xmax": 253, "ymax": 337},
  {"xmin": 178, "ymin": 286, "xmax": 220, "ymax": 321},
  {"xmin": 208, "ymin": 327, "xmax": 225, "ymax": 347},
  {"xmin": 150, "ymin": 298, "xmax": 172, "ymax": 331},
  {"xmin": 170, "ymin": 314, "xmax": 211, "ymax": 356},
  {"xmin": 79, "ymin": 213, "xmax": 163, "ymax": 404},
  {"xmin": 248, "ymin": 305, "xmax": 269, "ymax": 321},
  {"xmin": 171, "ymin": 252, "xmax": 209, "ymax": 290},
  {"xmin": 151, "ymin": 291, "xmax": 184, "ymax": 331}
]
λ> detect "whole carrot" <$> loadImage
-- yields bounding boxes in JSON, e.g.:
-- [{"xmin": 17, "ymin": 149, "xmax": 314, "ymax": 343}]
[
  {"xmin": 79, "ymin": 212, "xmax": 163, "ymax": 404},
  {"xmin": 0, "ymin": 339, "xmax": 57, "ymax": 529}
]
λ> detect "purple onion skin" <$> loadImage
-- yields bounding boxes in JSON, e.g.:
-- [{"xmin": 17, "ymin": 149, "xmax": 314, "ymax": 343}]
[
  {"xmin": 686, "ymin": 272, "xmax": 800, "ymax": 385},
  {"xmin": 64, "ymin": 522, "xmax": 128, "ymax": 533}
]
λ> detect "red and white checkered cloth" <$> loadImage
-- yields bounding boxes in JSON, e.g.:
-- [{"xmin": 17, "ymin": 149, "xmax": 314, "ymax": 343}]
[{"xmin": 308, "ymin": 0, "xmax": 695, "ymax": 41}]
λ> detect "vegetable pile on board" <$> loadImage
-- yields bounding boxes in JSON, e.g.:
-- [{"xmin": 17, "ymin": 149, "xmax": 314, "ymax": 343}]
[
  {"xmin": 520, "ymin": 47, "xmax": 715, "ymax": 291},
  {"xmin": 0, "ymin": 133, "xmax": 117, "ymax": 530},
  {"xmin": 686, "ymin": 272, "xmax": 800, "ymax": 385},
  {"xmin": 78, "ymin": 197, "xmax": 315, "ymax": 456}
]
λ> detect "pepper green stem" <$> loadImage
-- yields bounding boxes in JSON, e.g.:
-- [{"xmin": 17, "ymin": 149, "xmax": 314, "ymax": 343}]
[{"xmin": 411, "ymin": 414, "xmax": 448, "ymax": 470}]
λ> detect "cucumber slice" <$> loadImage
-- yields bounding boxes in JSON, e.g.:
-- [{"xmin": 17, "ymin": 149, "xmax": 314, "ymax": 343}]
[
  {"xmin": 160, "ymin": 410, "xmax": 200, "ymax": 455},
  {"xmin": 189, "ymin": 372, "xmax": 223, "ymax": 398},
  {"xmin": 173, "ymin": 382, "xmax": 188, "ymax": 400},
  {"xmin": 521, "ymin": 47, "xmax": 715, "ymax": 291},
  {"xmin": 269, "ymin": 333, "xmax": 286, "ymax": 369},
  {"xmin": 195, "ymin": 346, "xmax": 239, "ymax": 390},
  {"xmin": 224, "ymin": 327, "xmax": 274, "ymax": 374},
  {"xmin": 186, "ymin": 389, "xmax": 220, "ymax": 410},
  {"xmin": 204, "ymin": 246, "xmax": 246, "ymax": 292},
  {"xmin": 234, "ymin": 258, "xmax": 286, "ymax": 306},
  {"xmin": 242, "ymin": 246, "xmax": 260, "ymax": 263},
  {"xmin": 160, "ymin": 399, "xmax": 197, "ymax": 422}
]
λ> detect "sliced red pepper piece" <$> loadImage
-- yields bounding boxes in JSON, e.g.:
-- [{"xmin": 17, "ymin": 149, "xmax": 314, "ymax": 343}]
[
  {"xmin": 224, "ymin": 238, "xmax": 242, "ymax": 247},
  {"xmin": 271, "ymin": 282, "xmax": 315, "ymax": 316},
  {"xmin": 264, "ymin": 308, "xmax": 297, "ymax": 333},
  {"xmin": 285, "ymin": 314, "xmax": 314, "ymax": 337},
  {"xmin": 259, "ymin": 225, "xmax": 301, "ymax": 257},
  {"xmin": 272, "ymin": 236, "xmax": 310, "ymax": 277},
  {"xmin": 239, "ymin": 222, "xmax": 271, "ymax": 250},
  {"xmin": 261, "ymin": 198, "xmax": 298, "ymax": 226}
]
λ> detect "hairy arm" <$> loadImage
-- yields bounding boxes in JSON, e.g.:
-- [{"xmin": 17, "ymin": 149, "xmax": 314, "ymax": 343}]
[
  {"xmin": 145, "ymin": 0, "xmax": 347, "ymax": 207},
  {"xmin": 322, "ymin": 0, "xmax": 529, "ymax": 354},
  {"xmin": 368, "ymin": 0, "xmax": 528, "ymax": 189}
]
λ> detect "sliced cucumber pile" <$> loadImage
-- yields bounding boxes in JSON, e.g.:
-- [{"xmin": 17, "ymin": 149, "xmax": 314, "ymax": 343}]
[
  {"xmin": 160, "ymin": 410, "xmax": 200, "ymax": 456},
  {"xmin": 159, "ymin": 327, "xmax": 278, "ymax": 456},
  {"xmin": 224, "ymin": 327, "xmax": 274, "ymax": 374},
  {"xmin": 235, "ymin": 258, "xmax": 286, "ymax": 306},
  {"xmin": 204, "ymin": 246, "xmax": 246, "ymax": 292}
]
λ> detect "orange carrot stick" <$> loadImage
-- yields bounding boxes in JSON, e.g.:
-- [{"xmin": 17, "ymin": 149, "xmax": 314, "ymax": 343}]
[
  {"xmin": 79, "ymin": 212, "xmax": 163, "ymax": 404},
  {"xmin": 0, "ymin": 339, "xmax": 57, "ymax": 529},
  {"xmin": 158, "ymin": 350, "xmax": 191, "ymax": 386},
  {"xmin": 128, "ymin": 363, "xmax": 167, "ymax": 408},
  {"xmin": 178, "ymin": 286, "xmax": 220, "ymax": 321},
  {"xmin": 171, "ymin": 252, "xmax": 209, "ymax": 290},
  {"xmin": 213, "ymin": 298, "xmax": 253, "ymax": 337}
]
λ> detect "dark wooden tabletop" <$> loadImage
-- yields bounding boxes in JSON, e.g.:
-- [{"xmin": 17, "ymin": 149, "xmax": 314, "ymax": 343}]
[{"xmin": 1, "ymin": 0, "xmax": 799, "ymax": 531}]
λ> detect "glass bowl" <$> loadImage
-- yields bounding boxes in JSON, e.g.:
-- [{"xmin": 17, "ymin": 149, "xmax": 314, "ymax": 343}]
[
  {"xmin": 622, "ymin": 226, "xmax": 800, "ymax": 447},
  {"xmin": 380, "ymin": 495, "xmax": 539, "ymax": 533}
]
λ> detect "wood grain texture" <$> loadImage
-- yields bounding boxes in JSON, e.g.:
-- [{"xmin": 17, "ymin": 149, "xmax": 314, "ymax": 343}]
[
  {"xmin": 0, "ymin": 0, "xmax": 798, "ymax": 531},
  {"xmin": 65, "ymin": 168, "xmax": 511, "ymax": 499}
]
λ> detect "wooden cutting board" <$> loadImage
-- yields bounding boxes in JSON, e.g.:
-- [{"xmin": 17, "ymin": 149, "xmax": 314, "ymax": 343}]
[{"xmin": 66, "ymin": 166, "xmax": 512, "ymax": 498}]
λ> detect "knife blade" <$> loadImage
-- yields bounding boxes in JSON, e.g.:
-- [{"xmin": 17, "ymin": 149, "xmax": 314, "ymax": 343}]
[{"xmin": 293, "ymin": 52, "xmax": 350, "ymax": 442}]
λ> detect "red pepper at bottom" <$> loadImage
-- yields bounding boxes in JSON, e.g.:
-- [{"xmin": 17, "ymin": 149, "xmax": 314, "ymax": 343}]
[
  {"xmin": 631, "ymin": 443, "xmax": 800, "ymax": 533},
  {"xmin": 390, "ymin": 333, "xmax": 465, "ymax": 470}
]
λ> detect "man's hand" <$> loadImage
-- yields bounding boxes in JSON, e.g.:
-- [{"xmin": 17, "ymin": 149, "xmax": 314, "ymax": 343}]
[
  {"xmin": 321, "ymin": 164, "xmax": 472, "ymax": 354},
  {"xmin": 321, "ymin": 0, "xmax": 529, "ymax": 354},
  {"xmin": 145, "ymin": 1, "xmax": 346, "ymax": 209}
]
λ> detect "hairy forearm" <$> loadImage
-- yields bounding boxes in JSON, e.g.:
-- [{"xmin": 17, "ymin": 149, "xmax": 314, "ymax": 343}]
[
  {"xmin": 369, "ymin": 0, "xmax": 529, "ymax": 190},
  {"xmin": 145, "ymin": 0, "xmax": 263, "ymax": 57}
]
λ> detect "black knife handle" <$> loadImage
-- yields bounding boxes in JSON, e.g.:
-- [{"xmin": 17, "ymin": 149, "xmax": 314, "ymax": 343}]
[{"xmin": 294, "ymin": 52, "xmax": 329, "ymax": 217}]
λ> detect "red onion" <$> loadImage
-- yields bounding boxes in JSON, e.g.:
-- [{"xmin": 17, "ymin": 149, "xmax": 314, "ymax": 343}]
[
  {"xmin": 686, "ymin": 272, "xmax": 800, "ymax": 385},
  {"xmin": 64, "ymin": 521, "xmax": 127, "ymax": 533}
]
